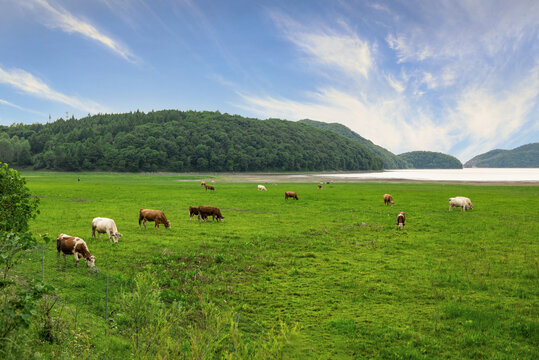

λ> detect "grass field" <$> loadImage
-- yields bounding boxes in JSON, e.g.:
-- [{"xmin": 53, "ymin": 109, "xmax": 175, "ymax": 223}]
[{"xmin": 14, "ymin": 172, "xmax": 539, "ymax": 359}]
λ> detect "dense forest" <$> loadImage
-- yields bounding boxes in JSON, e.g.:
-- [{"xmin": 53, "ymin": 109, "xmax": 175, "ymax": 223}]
[
  {"xmin": 299, "ymin": 119, "xmax": 411, "ymax": 169},
  {"xmin": 0, "ymin": 110, "xmax": 384, "ymax": 172},
  {"xmin": 464, "ymin": 143, "xmax": 539, "ymax": 168},
  {"xmin": 398, "ymin": 151, "xmax": 463, "ymax": 169}
]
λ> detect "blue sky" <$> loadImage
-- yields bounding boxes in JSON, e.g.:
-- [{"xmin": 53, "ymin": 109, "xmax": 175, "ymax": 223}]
[{"xmin": 1, "ymin": 0, "xmax": 538, "ymax": 162}]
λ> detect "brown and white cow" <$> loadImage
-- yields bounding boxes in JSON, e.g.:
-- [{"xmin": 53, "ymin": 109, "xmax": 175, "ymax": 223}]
[
  {"xmin": 317, "ymin": 184, "xmax": 322, "ymax": 189},
  {"xmin": 285, "ymin": 191, "xmax": 298, "ymax": 200},
  {"xmin": 204, "ymin": 184, "xmax": 215, "ymax": 191},
  {"xmin": 189, "ymin": 206, "xmax": 200, "ymax": 221},
  {"xmin": 92, "ymin": 217, "xmax": 123, "ymax": 243},
  {"xmin": 57, "ymin": 234, "xmax": 96, "ymax": 268},
  {"xmin": 449, "ymin": 197, "xmax": 473, "ymax": 211},
  {"xmin": 383, "ymin": 194, "xmax": 394, "ymax": 206},
  {"xmin": 139, "ymin": 209, "xmax": 171, "ymax": 229},
  {"xmin": 197, "ymin": 205, "xmax": 225, "ymax": 223},
  {"xmin": 397, "ymin": 212, "xmax": 406, "ymax": 229}
]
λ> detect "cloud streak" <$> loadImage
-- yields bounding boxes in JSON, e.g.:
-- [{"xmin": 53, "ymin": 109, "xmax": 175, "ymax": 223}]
[
  {"xmin": 0, "ymin": 66, "xmax": 108, "ymax": 114},
  {"xmin": 0, "ymin": 98, "xmax": 46, "ymax": 117},
  {"xmin": 24, "ymin": 0, "xmax": 137, "ymax": 62}
]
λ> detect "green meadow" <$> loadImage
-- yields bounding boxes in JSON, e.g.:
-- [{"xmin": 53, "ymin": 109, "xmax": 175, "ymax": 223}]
[{"xmin": 13, "ymin": 172, "xmax": 539, "ymax": 359}]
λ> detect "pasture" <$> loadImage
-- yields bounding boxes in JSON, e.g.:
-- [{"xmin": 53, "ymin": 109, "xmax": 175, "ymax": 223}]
[{"xmin": 14, "ymin": 172, "xmax": 539, "ymax": 359}]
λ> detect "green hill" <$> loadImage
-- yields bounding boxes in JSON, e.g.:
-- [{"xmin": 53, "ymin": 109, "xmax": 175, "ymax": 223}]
[
  {"xmin": 464, "ymin": 143, "xmax": 539, "ymax": 168},
  {"xmin": 298, "ymin": 119, "xmax": 410, "ymax": 169},
  {"xmin": 398, "ymin": 151, "xmax": 463, "ymax": 169},
  {"xmin": 0, "ymin": 110, "xmax": 383, "ymax": 172}
]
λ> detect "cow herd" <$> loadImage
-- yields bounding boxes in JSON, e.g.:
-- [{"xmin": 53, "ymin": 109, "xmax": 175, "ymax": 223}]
[{"xmin": 56, "ymin": 180, "xmax": 474, "ymax": 271}]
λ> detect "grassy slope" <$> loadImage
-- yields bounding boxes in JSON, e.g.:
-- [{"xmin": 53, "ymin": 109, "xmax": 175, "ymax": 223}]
[{"xmin": 16, "ymin": 172, "xmax": 539, "ymax": 359}]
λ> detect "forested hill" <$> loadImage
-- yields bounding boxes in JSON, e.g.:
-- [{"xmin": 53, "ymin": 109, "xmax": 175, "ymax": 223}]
[
  {"xmin": 299, "ymin": 119, "xmax": 410, "ymax": 169},
  {"xmin": 398, "ymin": 151, "xmax": 463, "ymax": 169},
  {"xmin": 0, "ymin": 110, "xmax": 384, "ymax": 172},
  {"xmin": 464, "ymin": 143, "xmax": 539, "ymax": 168}
]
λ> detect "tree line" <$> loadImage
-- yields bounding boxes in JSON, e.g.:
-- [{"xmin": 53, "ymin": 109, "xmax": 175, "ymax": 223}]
[{"xmin": 0, "ymin": 110, "xmax": 384, "ymax": 172}]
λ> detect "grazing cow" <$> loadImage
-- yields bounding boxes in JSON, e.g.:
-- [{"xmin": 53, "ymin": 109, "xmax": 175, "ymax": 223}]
[
  {"xmin": 285, "ymin": 191, "xmax": 298, "ymax": 200},
  {"xmin": 205, "ymin": 184, "xmax": 215, "ymax": 191},
  {"xmin": 92, "ymin": 217, "xmax": 123, "ymax": 243},
  {"xmin": 198, "ymin": 205, "xmax": 224, "ymax": 223},
  {"xmin": 449, "ymin": 197, "xmax": 473, "ymax": 211},
  {"xmin": 383, "ymin": 194, "xmax": 395, "ymax": 206},
  {"xmin": 317, "ymin": 184, "xmax": 322, "ymax": 189},
  {"xmin": 397, "ymin": 212, "xmax": 406, "ymax": 229},
  {"xmin": 57, "ymin": 234, "xmax": 96, "ymax": 268},
  {"xmin": 201, "ymin": 181, "xmax": 206, "ymax": 187},
  {"xmin": 258, "ymin": 185, "xmax": 268, "ymax": 191},
  {"xmin": 139, "ymin": 209, "xmax": 171, "ymax": 229},
  {"xmin": 189, "ymin": 206, "xmax": 200, "ymax": 221}
]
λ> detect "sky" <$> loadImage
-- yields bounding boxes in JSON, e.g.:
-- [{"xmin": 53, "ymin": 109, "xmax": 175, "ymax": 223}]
[{"xmin": 1, "ymin": 0, "xmax": 538, "ymax": 162}]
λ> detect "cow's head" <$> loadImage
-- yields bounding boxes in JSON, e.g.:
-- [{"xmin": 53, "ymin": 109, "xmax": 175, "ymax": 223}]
[
  {"xmin": 113, "ymin": 233, "xmax": 123, "ymax": 243},
  {"xmin": 165, "ymin": 221, "xmax": 171, "ymax": 228},
  {"xmin": 219, "ymin": 215, "xmax": 225, "ymax": 222},
  {"xmin": 86, "ymin": 255, "xmax": 96, "ymax": 268},
  {"xmin": 398, "ymin": 223, "xmax": 404, "ymax": 230}
]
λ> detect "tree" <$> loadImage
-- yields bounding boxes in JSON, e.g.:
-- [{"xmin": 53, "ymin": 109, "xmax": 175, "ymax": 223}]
[
  {"xmin": 0, "ymin": 162, "xmax": 40, "ymax": 278},
  {"xmin": 0, "ymin": 163, "xmax": 50, "ymax": 352}
]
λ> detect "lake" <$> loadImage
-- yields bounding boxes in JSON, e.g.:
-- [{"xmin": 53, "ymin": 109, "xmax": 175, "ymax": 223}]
[{"xmin": 320, "ymin": 168, "xmax": 539, "ymax": 182}]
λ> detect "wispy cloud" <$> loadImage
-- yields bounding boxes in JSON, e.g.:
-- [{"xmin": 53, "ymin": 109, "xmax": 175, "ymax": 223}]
[
  {"xmin": 0, "ymin": 66, "xmax": 108, "ymax": 114},
  {"xmin": 451, "ymin": 61, "xmax": 539, "ymax": 161},
  {"xmin": 270, "ymin": 12, "xmax": 374, "ymax": 79},
  {"xmin": 0, "ymin": 98, "xmax": 46, "ymax": 117},
  {"xmin": 23, "ymin": 0, "xmax": 137, "ymax": 62}
]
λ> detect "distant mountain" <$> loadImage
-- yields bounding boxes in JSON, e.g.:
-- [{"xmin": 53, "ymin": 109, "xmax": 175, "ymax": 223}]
[
  {"xmin": 398, "ymin": 151, "xmax": 463, "ymax": 169},
  {"xmin": 464, "ymin": 143, "xmax": 539, "ymax": 168},
  {"xmin": 298, "ymin": 119, "xmax": 411, "ymax": 169}
]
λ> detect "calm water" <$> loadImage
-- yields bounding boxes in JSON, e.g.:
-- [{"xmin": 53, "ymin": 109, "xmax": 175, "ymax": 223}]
[{"xmin": 316, "ymin": 168, "xmax": 539, "ymax": 182}]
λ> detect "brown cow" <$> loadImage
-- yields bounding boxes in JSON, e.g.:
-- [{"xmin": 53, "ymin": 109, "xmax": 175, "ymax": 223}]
[
  {"xmin": 139, "ymin": 209, "xmax": 171, "ymax": 229},
  {"xmin": 56, "ymin": 234, "xmax": 96, "ymax": 268},
  {"xmin": 317, "ymin": 184, "xmax": 322, "ymax": 189},
  {"xmin": 285, "ymin": 191, "xmax": 298, "ymax": 200},
  {"xmin": 204, "ymin": 184, "xmax": 215, "ymax": 191},
  {"xmin": 397, "ymin": 212, "xmax": 406, "ymax": 229},
  {"xmin": 198, "ymin": 205, "xmax": 224, "ymax": 222},
  {"xmin": 383, "ymin": 194, "xmax": 394, "ymax": 206},
  {"xmin": 189, "ymin": 206, "xmax": 200, "ymax": 221}
]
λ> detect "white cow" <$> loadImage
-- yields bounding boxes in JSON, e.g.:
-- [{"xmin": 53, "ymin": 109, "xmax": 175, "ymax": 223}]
[
  {"xmin": 92, "ymin": 217, "xmax": 123, "ymax": 243},
  {"xmin": 258, "ymin": 185, "xmax": 268, "ymax": 191},
  {"xmin": 449, "ymin": 197, "xmax": 474, "ymax": 211}
]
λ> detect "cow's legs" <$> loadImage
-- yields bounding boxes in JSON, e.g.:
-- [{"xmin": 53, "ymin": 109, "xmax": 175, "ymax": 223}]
[
  {"xmin": 74, "ymin": 253, "xmax": 80, "ymax": 267},
  {"xmin": 143, "ymin": 219, "xmax": 147, "ymax": 229}
]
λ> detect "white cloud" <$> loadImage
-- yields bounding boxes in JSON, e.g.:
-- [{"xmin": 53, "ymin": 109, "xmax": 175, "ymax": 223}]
[
  {"xmin": 451, "ymin": 61, "xmax": 539, "ymax": 161},
  {"xmin": 386, "ymin": 74, "xmax": 405, "ymax": 93},
  {"xmin": 0, "ymin": 66, "xmax": 108, "ymax": 114},
  {"xmin": 270, "ymin": 12, "xmax": 374, "ymax": 78},
  {"xmin": 0, "ymin": 98, "xmax": 46, "ymax": 117},
  {"xmin": 24, "ymin": 0, "xmax": 137, "ymax": 62}
]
